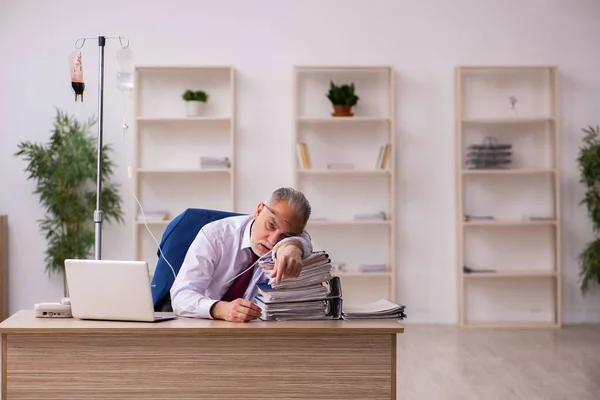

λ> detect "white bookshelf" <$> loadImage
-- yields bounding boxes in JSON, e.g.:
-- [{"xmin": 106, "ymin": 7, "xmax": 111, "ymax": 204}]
[
  {"xmin": 455, "ymin": 65, "xmax": 561, "ymax": 328},
  {"xmin": 133, "ymin": 66, "xmax": 236, "ymax": 274},
  {"xmin": 293, "ymin": 66, "xmax": 396, "ymax": 307}
]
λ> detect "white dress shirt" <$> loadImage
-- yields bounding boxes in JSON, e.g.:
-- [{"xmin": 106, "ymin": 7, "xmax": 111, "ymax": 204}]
[{"xmin": 170, "ymin": 214, "xmax": 313, "ymax": 319}]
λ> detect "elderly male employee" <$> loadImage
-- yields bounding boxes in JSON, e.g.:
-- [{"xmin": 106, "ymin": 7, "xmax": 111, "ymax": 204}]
[{"xmin": 170, "ymin": 187, "xmax": 313, "ymax": 323}]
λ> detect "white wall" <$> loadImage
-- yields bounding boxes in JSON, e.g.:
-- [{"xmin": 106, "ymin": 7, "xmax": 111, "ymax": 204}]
[{"xmin": 1, "ymin": 0, "xmax": 600, "ymax": 324}]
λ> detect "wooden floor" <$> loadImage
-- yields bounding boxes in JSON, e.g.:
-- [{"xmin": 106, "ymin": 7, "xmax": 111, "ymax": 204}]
[{"xmin": 396, "ymin": 324, "xmax": 600, "ymax": 400}]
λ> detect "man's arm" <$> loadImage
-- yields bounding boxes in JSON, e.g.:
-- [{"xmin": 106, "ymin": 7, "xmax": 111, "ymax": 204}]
[
  {"xmin": 272, "ymin": 230, "xmax": 312, "ymax": 258},
  {"xmin": 170, "ymin": 228, "xmax": 262, "ymax": 322},
  {"xmin": 170, "ymin": 229, "xmax": 220, "ymax": 319},
  {"xmin": 269, "ymin": 230, "xmax": 313, "ymax": 284}
]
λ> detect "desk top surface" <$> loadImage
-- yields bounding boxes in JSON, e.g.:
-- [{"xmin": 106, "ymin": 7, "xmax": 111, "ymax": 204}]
[{"xmin": 0, "ymin": 310, "xmax": 404, "ymax": 335}]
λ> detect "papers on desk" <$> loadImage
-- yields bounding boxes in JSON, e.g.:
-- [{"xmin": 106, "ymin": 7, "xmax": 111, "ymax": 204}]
[
  {"xmin": 254, "ymin": 251, "xmax": 407, "ymax": 322},
  {"xmin": 253, "ymin": 251, "xmax": 342, "ymax": 321},
  {"xmin": 341, "ymin": 299, "xmax": 406, "ymax": 320},
  {"xmin": 259, "ymin": 251, "xmax": 332, "ymax": 290}
]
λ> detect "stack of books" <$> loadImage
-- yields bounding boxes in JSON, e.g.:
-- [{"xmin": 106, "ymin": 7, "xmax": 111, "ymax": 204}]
[
  {"xmin": 253, "ymin": 251, "xmax": 342, "ymax": 321},
  {"xmin": 200, "ymin": 156, "xmax": 230, "ymax": 169},
  {"xmin": 341, "ymin": 299, "xmax": 406, "ymax": 320},
  {"xmin": 465, "ymin": 137, "xmax": 512, "ymax": 170},
  {"xmin": 354, "ymin": 211, "xmax": 388, "ymax": 221}
]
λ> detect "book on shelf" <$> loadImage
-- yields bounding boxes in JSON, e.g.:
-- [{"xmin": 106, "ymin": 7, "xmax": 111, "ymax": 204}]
[
  {"xmin": 252, "ymin": 251, "xmax": 342, "ymax": 321},
  {"xmin": 358, "ymin": 263, "xmax": 388, "ymax": 273},
  {"xmin": 296, "ymin": 143, "xmax": 312, "ymax": 169},
  {"xmin": 463, "ymin": 266, "xmax": 496, "ymax": 274},
  {"xmin": 342, "ymin": 299, "xmax": 406, "ymax": 320},
  {"xmin": 327, "ymin": 163, "xmax": 354, "ymax": 170},
  {"xmin": 354, "ymin": 211, "xmax": 388, "ymax": 221},
  {"xmin": 200, "ymin": 156, "xmax": 230, "ymax": 169},
  {"xmin": 376, "ymin": 143, "xmax": 391, "ymax": 169}
]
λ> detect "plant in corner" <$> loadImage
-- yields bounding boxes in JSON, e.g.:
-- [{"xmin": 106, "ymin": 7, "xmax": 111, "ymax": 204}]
[
  {"xmin": 182, "ymin": 89, "xmax": 209, "ymax": 117},
  {"xmin": 326, "ymin": 81, "xmax": 359, "ymax": 117},
  {"xmin": 15, "ymin": 108, "xmax": 124, "ymax": 296},
  {"xmin": 577, "ymin": 124, "xmax": 600, "ymax": 294}
]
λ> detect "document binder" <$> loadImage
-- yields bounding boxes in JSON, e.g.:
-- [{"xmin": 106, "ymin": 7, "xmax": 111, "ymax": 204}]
[
  {"xmin": 254, "ymin": 277, "xmax": 343, "ymax": 321},
  {"xmin": 341, "ymin": 299, "xmax": 406, "ymax": 320}
]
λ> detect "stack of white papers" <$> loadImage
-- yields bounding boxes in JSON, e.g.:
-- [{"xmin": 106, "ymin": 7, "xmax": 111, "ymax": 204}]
[
  {"xmin": 259, "ymin": 251, "xmax": 332, "ymax": 291},
  {"xmin": 256, "ymin": 284, "xmax": 328, "ymax": 303},
  {"xmin": 253, "ymin": 251, "xmax": 342, "ymax": 321},
  {"xmin": 342, "ymin": 299, "xmax": 406, "ymax": 320}
]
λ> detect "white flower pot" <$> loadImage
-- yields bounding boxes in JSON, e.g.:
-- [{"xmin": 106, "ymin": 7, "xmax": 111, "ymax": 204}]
[{"xmin": 185, "ymin": 101, "xmax": 204, "ymax": 117}]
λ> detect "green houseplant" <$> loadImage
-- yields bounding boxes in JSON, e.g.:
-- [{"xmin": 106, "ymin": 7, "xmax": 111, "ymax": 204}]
[
  {"xmin": 182, "ymin": 89, "xmax": 209, "ymax": 117},
  {"xmin": 326, "ymin": 81, "xmax": 359, "ymax": 117},
  {"xmin": 15, "ymin": 108, "xmax": 124, "ymax": 295},
  {"xmin": 577, "ymin": 124, "xmax": 600, "ymax": 294}
]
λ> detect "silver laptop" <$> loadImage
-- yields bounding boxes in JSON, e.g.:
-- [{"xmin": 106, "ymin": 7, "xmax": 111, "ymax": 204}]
[{"xmin": 64, "ymin": 259, "xmax": 176, "ymax": 322}]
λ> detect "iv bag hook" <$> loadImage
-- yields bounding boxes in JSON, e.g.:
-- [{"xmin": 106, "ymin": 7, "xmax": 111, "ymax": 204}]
[{"xmin": 75, "ymin": 36, "xmax": 130, "ymax": 49}]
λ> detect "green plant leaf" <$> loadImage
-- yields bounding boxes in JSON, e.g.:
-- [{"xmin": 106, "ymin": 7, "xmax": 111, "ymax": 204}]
[
  {"xmin": 326, "ymin": 81, "xmax": 359, "ymax": 107},
  {"xmin": 182, "ymin": 89, "xmax": 209, "ymax": 102},
  {"xmin": 14, "ymin": 108, "xmax": 125, "ymax": 291},
  {"xmin": 578, "ymin": 124, "xmax": 600, "ymax": 294}
]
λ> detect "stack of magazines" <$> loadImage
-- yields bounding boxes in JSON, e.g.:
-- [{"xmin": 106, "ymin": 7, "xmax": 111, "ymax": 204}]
[
  {"xmin": 253, "ymin": 251, "xmax": 342, "ymax": 321},
  {"xmin": 341, "ymin": 299, "xmax": 407, "ymax": 320}
]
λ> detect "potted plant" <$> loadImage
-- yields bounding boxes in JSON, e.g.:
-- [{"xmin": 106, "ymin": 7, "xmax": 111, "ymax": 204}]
[
  {"xmin": 326, "ymin": 81, "xmax": 359, "ymax": 117},
  {"xmin": 15, "ymin": 108, "xmax": 124, "ymax": 296},
  {"xmin": 182, "ymin": 89, "xmax": 209, "ymax": 117},
  {"xmin": 577, "ymin": 124, "xmax": 600, "ymax": 294}
]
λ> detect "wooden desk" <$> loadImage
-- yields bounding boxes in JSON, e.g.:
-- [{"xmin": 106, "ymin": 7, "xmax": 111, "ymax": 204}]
[
  {"xmin": 0, "ymin": 310, "xmax": 403, "ymax": 399},
  {"xmin": 0, "ymin": 215, "xmax": 6, "ymax": 321}
]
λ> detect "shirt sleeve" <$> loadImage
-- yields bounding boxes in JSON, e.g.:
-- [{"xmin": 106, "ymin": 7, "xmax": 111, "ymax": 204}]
[
  {"xmin": 272, "ymin": 230, "xmax": 313, "ymax": 260},
  {"xmin": 170, "ymin": 228, "xmax": 221, "ymax": 319}
]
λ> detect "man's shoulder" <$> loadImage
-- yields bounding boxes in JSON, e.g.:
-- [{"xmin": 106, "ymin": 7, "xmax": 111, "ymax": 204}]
[{"xmin": 202, "ymin": 214, "xmax": 252, "ymax": 239}]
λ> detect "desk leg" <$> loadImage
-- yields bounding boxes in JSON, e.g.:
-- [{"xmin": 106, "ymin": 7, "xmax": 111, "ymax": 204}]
[
  {"xmin": 391, "ymin": 333, "xmax": 397, "ymax": 400},
  {"xmin": 6, "ymin": 332, "xmax": 395, "ymax": 399},
  {"xmin": 2, "ymin": 334, "xmax": 6, "ymax": 400}
]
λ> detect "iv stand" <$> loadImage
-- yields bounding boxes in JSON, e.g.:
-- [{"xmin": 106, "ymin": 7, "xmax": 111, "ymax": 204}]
[
  {"xmin": 95, "ymin": 35, "xmax": 106, "ymax": 261},
  {"xmin": 74, "ymin": 35, "xmax": 129, "ymax": 260}
]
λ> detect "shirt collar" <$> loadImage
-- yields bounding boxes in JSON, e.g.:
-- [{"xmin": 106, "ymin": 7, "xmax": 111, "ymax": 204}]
[{"xmin": 241, "ymin": 217, "xmax": 254, "ymax": 250}]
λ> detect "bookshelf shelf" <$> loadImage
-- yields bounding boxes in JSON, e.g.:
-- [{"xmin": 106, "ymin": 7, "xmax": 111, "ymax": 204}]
[
  {"xmin": 297, "ymin": 169, "xmax": 390, "ymax": 175},
  {"xmin": 293, "ymin": 65, "xmax": 396, "ymax": 306},
  {"xmin": 136, "ymin": 169, "xmax": 232, "ymax": 174},
  {"xmin": 133, "ymin": 65, "xmax": 236, "ymax": 274},
  {"xmin": 308, "ymin": 219, "xmax": 392, "ymax": 226},
  {"xmin": 335, "ymin": 272, "xmax": 392, "ymax": 278},
  {"xmin": 458, "ymin": 65, "xmax": 556, "ymax": 71},
  {"xmin": 463, "ymin": 220, "xmax": 557, "ymax": 227},
  {"xmin": 136, "ymin": 116, "xmax": 231, "ymax": 123},
  {"xmin": 463, "ymin": 270, "xmax": 556, "ymax": 279},
  {"xmin": 461, "ymin": 117, "xmax": 554, "ymax": 124},
  {"xmin": 455, "ymin": 65, "xmax": 561, "ymax": 329},
  {"xmin": 298, "ymin": 117, "xmax": 390, "ymax": 124},
  {"xmin": 462, "ymin": 168, "xmax": 555, "ymax": 175}
]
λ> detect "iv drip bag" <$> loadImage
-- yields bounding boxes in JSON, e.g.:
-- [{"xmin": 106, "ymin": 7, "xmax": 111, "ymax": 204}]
[
  {"xmin": 69, "ymin": 50, "xmax": 85, "ymax": 102},
  {"xmin": 116, "ymin": 47, "xmax": 134, "ymax": 91}
]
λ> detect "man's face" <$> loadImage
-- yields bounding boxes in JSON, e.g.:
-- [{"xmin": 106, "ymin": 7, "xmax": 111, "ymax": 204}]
[{"xmin": 250, "ymin": 201, "xmax": 304, "ymax": 256}]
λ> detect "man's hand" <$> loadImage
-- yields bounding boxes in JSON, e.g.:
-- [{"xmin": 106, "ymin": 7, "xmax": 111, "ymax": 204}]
[
  {"xmin": 271, "ymin": 241, "xmax": 304, "ymax": 284},
  {"xmin": 210, "ymin": 299, "xmax": 262, "ymax": 322}
]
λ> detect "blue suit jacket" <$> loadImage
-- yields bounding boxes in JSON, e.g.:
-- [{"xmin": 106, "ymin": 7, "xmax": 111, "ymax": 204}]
[{"xmin": 150, "ymin": 208, "xmax": 245, "ymax": 307}]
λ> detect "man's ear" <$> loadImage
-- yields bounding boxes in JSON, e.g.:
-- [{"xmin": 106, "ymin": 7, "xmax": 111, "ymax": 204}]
[{"xmin": 253, "ymin": 202, "xmax": 264, "ymax": 219}]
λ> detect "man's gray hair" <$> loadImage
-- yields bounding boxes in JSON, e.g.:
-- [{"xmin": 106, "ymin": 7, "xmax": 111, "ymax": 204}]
[{"xmin": 265, "ymin": 187, "xmax": 312, "ymax": 228}]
